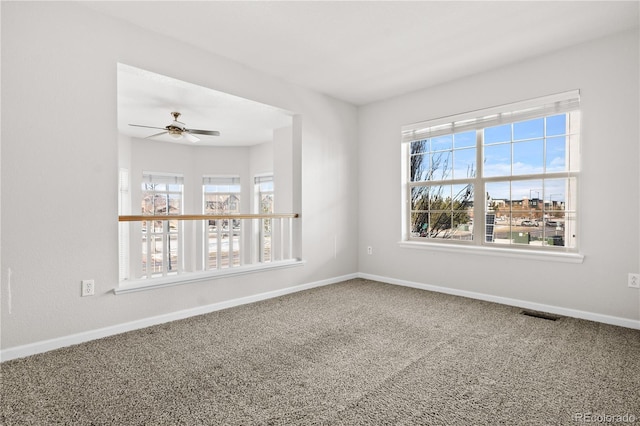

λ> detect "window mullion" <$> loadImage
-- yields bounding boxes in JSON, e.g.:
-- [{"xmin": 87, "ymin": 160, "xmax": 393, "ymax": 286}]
[{"xmin": 473, "ymin": 129, "xmax": 484, "ymax": 244}]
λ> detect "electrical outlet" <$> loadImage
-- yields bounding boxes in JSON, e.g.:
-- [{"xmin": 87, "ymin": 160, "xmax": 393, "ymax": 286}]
[
  {"xmin": 367, "ymin": 246, "xmax": 373, "ymax": 255},
  {"xmin": 81, "ymin": 279, "xmax": 95, "ymax": 296},
  {"xmin": 628, "ymin": 273, "xmax": 640, "ymax": 289}
]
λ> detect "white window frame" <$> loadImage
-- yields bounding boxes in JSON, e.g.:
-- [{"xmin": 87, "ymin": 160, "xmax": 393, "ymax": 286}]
[
  {"xmin": 400, "ymin": 91, "xmax": 583, "ymax": 262},
  {"xmin": 140, "ymin": 172, "xmax": 184, "ymax": 278},
  {"xmin": 202, "ymin": 175, "xmax": 242, "ymax": 270},
  {"xmin": 254, "ymin": 174, "xmax": 274, "ymax": 263}
]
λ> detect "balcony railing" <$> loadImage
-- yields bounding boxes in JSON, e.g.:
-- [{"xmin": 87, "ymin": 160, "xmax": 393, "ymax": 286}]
[{"xmin": 117, "ymin": 213, "xmax": 300, "ymax": 293}]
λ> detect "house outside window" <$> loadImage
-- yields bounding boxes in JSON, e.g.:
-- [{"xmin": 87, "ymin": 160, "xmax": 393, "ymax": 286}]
[
  {"xmin": 140, "ymin": 172, "xmax": 183, "ymax": 277},
  {"xmin": 203, "ymin": 176, "xmax": 241, "ymax": 269},
  {"xmin": 402, "ymin": 90, "xmax": 580, "ymax": 252}
]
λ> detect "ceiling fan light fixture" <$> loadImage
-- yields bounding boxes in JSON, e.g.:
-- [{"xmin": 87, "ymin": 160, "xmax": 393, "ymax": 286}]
[
  {"xmin": 168, "ymin": 127, "xmax": 183, "ymax": 139},
  {"xmin": 129, "ymin": 112, "xmax": 219, "ymax": 142}
]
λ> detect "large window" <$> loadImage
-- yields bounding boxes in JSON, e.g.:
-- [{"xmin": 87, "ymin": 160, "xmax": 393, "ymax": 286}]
[
  {"xmin": 203, "ymin": 176, "xmax": 241, "ymax": 269},
  {"xmin": 141, "ymin": 172, "xmax": 183, "ymax": 277},
  {"xmin": 403, "ymin": 91, "xmax": 580, "ymax": 251}
]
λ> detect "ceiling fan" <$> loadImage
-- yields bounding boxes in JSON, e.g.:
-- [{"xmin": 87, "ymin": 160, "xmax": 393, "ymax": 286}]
[{"xmin": 129, "ymin": 112, "xmax": 220, "ymax": 143}]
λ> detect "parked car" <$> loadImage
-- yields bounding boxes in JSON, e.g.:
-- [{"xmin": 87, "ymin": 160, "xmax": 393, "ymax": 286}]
[
  {"xmin": 546, "ymin": 220, "xmax": 564, "ymax": 228},
  {"xmin": 521, "ymin": 220, "xmax": 538, "ymax": 227}
]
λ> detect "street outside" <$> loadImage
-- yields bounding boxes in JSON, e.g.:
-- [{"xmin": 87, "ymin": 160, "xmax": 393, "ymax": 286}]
[{"xmin": 437, "ymin": 218, "xmax": 566, "ymax": 246}]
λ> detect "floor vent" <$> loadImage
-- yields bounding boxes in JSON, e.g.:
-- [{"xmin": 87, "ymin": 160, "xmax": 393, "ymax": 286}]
[{"xmin": 520, "ymin": 310, "xmax": 561, "ymax": 321}]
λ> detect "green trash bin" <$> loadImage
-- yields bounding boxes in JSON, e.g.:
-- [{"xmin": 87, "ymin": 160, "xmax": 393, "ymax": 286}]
[
  {"xmin": 547, "ymin": 235, "xmax": 564, "ymax": 246},
  {"xmin": 511, "ymin": 232, "xmax": 530, "ymax": 244}
]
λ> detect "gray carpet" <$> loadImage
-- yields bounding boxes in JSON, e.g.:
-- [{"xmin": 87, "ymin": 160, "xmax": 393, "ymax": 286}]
[{"xmin": 1, "ymin": 279, "xmax": 639, "ymax": 425}]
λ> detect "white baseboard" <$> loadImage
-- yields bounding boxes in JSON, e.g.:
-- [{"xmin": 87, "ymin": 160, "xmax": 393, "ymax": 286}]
[
  {"xmin": 358, "ymin": 272, "xmax": 640, "ymax": 330},
  {"xmin": 3, "ymin": 270, "xmax": 637, "ymax": 362},
  {"xmin": 0, "ymin": 273, "xmax": 358, "ymax": 362}
]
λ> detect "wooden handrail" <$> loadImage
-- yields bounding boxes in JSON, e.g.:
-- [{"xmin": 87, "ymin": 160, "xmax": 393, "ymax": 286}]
[{"xmin": 119, "ymin": 213, "xmax": 299, "ymax": 222}]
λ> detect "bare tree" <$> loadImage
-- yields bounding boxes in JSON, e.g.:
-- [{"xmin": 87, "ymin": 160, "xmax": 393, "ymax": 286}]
[{"xmin": 410, "ymin": 141, "xmax": 474, "ymax": 238}]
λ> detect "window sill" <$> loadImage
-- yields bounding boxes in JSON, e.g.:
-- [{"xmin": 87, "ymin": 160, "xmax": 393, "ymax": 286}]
[
  {"xmin": 398, "ymin": 241, "xmax": 584, "ymax": 264},
  {"xmin": 115, "ymin": 259, "xmax": 306, "ymax": 294}
]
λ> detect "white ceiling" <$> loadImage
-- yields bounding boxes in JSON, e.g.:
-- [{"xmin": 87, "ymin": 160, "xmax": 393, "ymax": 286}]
[
  {"xmin": 118, "ymin": 64, "xmax": 293, "ymax": 146},
  {"xmin": 92, "ymin": 1, "xmax": 639, "ymax": 145}
]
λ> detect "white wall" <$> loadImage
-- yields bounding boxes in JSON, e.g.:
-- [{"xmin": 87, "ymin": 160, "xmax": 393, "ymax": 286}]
[
  {"xmin": 129, "ymin": 138, "xmax": 253, "ymax": 213},
  {"xmin": 1, "ymin": 2, "xmax": 358, "ymax": 350},
  {"xmin": 249, "ymin": 140, "xmax": 274, "ymax": 189},
  {"xmin": 273, "ymin": 127, "xmax": 294, "ymax": 213},
  {"xmin": 358, "ymin": 29, "xmax": 640, "ymax": 322}
]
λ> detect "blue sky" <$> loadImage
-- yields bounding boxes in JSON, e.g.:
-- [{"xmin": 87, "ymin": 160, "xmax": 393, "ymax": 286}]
[{"xmin": 412, "ymin": 114, "xmax": 573, "ymax": 203}]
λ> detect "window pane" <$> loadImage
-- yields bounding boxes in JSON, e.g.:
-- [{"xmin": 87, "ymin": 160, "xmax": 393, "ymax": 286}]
[
  {"xmin": 451, "ymin": 184, "xmax": 473, "ymax": 241},
  {"xmin": 232, "ymin": 231, "xmax": 241, "ymax": 266},
  {"xmin": 513, "ymin": 139, "xmax": 543, "ymax": 175},
  {"xmin": 208, "ymin": 231, "xmax": 218, "ymax": 269},
  {"xmin": 544, "ymin": 211, "xmax": 577, "ymax": 248},
  {"xmin": 431, "ymin": 135, "xmax": 452, "ymax": 151},
  {"xmin": 544, "ymin": 179, "xmax": 568, "ymax": 216},
  {"xmin": 167, "ymin": 234, "xmax": 178, "ymax": 273},
  {"xmin": 410, "ymin": 184, "xmax": 473, "ymax": 240},
  {"xmin": 260, "ymin": 193, "xmax": 273, "ymax": 213},
  {"xmin": 168, "ymin": 194, "xmax": 181, "ymax": 214},
  {"xmin": 514, "ymin": 118, "xmax": 543, "ymax": 140},
  {"xmin": 410, "ymin": 139, "xmax": 429, "ymax": 155},
  {"xmin": 484, "ymin": 144, "xmax": 511, "ymax": 177},
  {"xmin": 511, "ymin": 180, "xmax": 543, "ymax": 209},
  {"xmin": 410, "ymin": 153, "xmax": 430, "ymax": 182},
  {"xmin": 259, "ymin": 181, "xmax": 274, "ymax": 192},
  {"xmin": 429, "ymin": 185, "xmax": 451, "ymax": 211},
  {"xmin": 454, "ymin": 131, "xmax": 476, "ymax": 148},
  {"xmin": 141, "ymin": 195, "xmax": 153, "ymax": 214},
  {"xmin": 546, "ymin": 137, "xmax": 566, "ymax": 172},
  {"xmin": 486, "ymin": 181, "xmax": 510, "ymax": 216},
  {"xmin": 484, "ymin": 124, "xmax": 511, "ymax": 144},
  {"xmin": 411, "ymin": 186, "xmax": 430, "ymax": 211},
  {"xmin": 153, "ymin": 194, "xmax": 167, "ymax": 214},
  {"xmin": 452, "ymin": 184, "xmax": 473, "ymax": 208},
  {"xmin": 431, "ymin": 151, "xmax": 452, "ymax": 180},
  {"xmin": 152, "ymin": 220, "xmax": 163, "ymax": 233},
  {"xmin": 410, "ymin": 212, "xmax": 430, "ymax": 237},
  {"xmin": 546, "ymin": 114, "xmax": 566, "ymax": 136},
  {"xmin": 429, "ymin": 211, "xmax": 452, "ymax": 238},
  {"xmin": 204, "ymin": 194, "xmax": 216, "ymax": 213},
  {"xmin": 453, "ymin": 148, "xmax": 476, "ymax": 179},
  {"xmin": 151, "ymin": 234, "xmax": 163, "ymax": 275},
  {"xmin": 486, "ymin": 180, "xmax": 544, "ymax": 246}
]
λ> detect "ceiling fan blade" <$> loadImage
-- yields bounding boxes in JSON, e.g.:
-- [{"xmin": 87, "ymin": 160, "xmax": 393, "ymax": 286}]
[
  {"xmin": 188, "ymin": 128, "xmax": 220, "ymax": 136},
  {"xmin": 184, "ymin": 133, "xmax": 200, "ymax": 143},
  {"xmin": 129, "ymin": 124, "xmax": 166, "ymax": 130},
  {"xmin": 144, "ymin": 131, "xmax": 168, "ymax": 139}
]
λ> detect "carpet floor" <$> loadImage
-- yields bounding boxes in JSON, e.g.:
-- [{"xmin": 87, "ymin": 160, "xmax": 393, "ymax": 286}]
[{"xmin": 1, "ymin": 278, "xmax": 639, "ymax": 425}]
